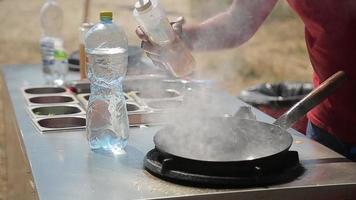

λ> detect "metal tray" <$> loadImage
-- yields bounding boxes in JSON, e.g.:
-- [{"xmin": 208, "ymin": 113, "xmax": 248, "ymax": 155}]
[{"xmin": 24, "ymin": 77, "xmax": 212, "ymax": 129}]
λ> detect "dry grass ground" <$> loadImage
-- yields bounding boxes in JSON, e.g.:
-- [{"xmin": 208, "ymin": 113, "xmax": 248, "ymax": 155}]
[{"xmin": 0, "ymin": 0, "xmax": 311, "ymax": 199}]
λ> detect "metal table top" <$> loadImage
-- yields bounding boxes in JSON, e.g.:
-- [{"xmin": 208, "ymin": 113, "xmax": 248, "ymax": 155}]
[{"xmin": 2, "ymin": 64, "xmax": 356, "ymax": 200}]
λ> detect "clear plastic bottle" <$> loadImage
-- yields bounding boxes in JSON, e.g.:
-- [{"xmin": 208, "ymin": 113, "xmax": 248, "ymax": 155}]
[
  {"xmin": 40, "ymin": 0, "xmax": 68, "ymax": 86},
  {"xmin": 85, "ymin": 11, "xmax": 129, "ymax": 154},
  {"xmin": 133, "ymin": 0, "xmax": 195, "ymax": 77}
]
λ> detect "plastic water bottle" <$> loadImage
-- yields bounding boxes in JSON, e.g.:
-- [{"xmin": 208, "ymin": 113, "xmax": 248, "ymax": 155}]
[
  {"xmin": 85, "ymin": 11, "xmax": 129, "ymax": 154},
  {"xmin": 40, "ymin": 0, "xmax": 68, "ymax": 86},
  {"xmin": 133, "ymin": 0, "xmax": 195, "ymax": 77}
]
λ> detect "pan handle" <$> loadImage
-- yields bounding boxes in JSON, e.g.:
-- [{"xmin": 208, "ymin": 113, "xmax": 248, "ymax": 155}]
[{"xmin": 273, "ymin": 71, "xmax": 347, "ymax": 129}]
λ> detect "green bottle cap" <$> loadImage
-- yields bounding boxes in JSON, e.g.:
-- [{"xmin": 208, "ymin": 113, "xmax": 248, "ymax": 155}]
[{"xmin": 100, "ymin": 11, "xmax": 113, "ymax": 20}]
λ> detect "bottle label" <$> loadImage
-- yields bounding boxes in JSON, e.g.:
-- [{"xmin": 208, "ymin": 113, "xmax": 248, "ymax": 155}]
[
  {"xmin": 86, "ymin": 48, "xmax": 128, "ymax": 81},
  {"xmin": 40, "ymin": 37, "xmax": 68, "ymax": 82},
  {"xmin": 40, "ymin": 40, "xmax": 55, "ymax": 66},
  {"xmin": 54, "ymin": 49, "xmax": 67, "ymax": 62},
  {"xmin": 40, "ymin": 38, "xmax": 67, "ymax": 65}
]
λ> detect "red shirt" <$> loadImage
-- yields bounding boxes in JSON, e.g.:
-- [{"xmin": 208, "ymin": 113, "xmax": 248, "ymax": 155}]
[{"xmin": 287, "ymin": 0, "xmax": 356, "ymax": 144}]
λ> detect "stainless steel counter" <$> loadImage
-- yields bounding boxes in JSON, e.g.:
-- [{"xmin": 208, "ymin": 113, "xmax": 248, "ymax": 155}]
[{"xmin": 2, "ymin": 64, "xmax": 356, "ymax": 200}]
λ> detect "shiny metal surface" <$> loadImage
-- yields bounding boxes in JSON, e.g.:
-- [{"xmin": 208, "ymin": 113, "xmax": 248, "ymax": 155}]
[
  {"xmin": 76, "ymin": 93, "xmax": 89, "ymax": 108},
  {"xmin": 2, "ymin": 64, "xmax": 356, "ymax": 200}
]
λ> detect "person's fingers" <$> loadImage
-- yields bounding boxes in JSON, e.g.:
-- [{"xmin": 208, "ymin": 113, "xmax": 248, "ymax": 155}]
[
  {"xmin": 171, "ymin": 16, "xmax": 185, "ymax": 36},
  {"xmin": 148, "ymin": 54, "xmax": 164, "ymax": 63},
  {"xmin": 144, "ymin": 50, "xmax": 166, "ymax": 71},
  {"xmin": 137, "ymin": 17, "xmax": 187, "ymax": 72},
  {"xmin": 172, "ymin": 23, "xmax": 183, "ymax": 36},
  {"xmin": 135, "ymin": 26, "xmax": 149, "ymax": 42},
  {"xmin": 141, "ymin": 41, "xmax": 161, "ymax": 56},
  {"xmin": 170, "ymin": 16, "xmax": 185, "ymax": 25},
  {"xmin": 141, "ymin": 41, "xmax": 167, "ymax": 70},
  {"xmin": 151, "ymin": 60, "xmax": 167, "ymax": 71}
]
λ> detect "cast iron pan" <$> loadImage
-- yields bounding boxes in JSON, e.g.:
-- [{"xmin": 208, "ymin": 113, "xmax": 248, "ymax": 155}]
[{"xmin": 154, "ymin": 71, "xmax": 347, "ymax": 163}]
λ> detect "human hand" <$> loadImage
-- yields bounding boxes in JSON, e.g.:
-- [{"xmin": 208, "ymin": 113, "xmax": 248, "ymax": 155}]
[
  {"xmin": 135, "ymin": 16, "xmax": 185, "ymax": 70},
  {"xmin": 135, "ymin": 16, "xmax": 185, "ymax": 42}
]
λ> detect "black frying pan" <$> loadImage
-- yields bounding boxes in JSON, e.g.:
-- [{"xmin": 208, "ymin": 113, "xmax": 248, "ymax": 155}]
[{"xmin": 154, "ymin": 71, "xmax": 347, "ymax": 162}]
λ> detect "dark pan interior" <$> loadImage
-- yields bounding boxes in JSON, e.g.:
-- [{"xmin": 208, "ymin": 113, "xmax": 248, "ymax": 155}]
[
  {"xmin": 25, "ymin": 87, "xmax": 66, "ymax": 94},
  {"xmin": 154, "ymin": 118, "xmax": 293, "ymax": 162},
  {"xmin": 32, "ymin": 106, "xmax": 81, "ymax": 116},
  {"xmin": 29, "ymin": 96, "xmax": 74, "ymax": 104},
  {"xmin": 126, "ymin": 103, "xmax": 140, "ymax": 112},
  {"xmin": 38, "ymin": 117, "xmax": 86, "ymax": 128}
]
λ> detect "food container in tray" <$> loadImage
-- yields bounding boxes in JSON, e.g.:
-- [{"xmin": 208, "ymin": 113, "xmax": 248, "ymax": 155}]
[
  {"xmin": 27, "ymin": 104, "xmax": 86, "ymax": 132},
  {"xmin": 22, "ymin": 86, "xmax": 69, "ymax": 96},
  {"xmin": 23, "ymin": 86, "xmax": 80, "ymax": 105},
  {"xmin": 33, "ymin": 116, "xmax": 86, "ymax": 132},
  {"xmin": 127, "ymin": 88, "xmax": 183, "ymax": 111},
  {"xmin": 28, "ymin": 104, "xmax": 86, "ymax": 119},
  {"xmin": 125, "ymin": 89, "xmax": 184, "ymax": 125},
  {"xmin": 144, "ymin": 99, "xmax": 183, "ymax": 112},
  {"xmin": 130, "ymin": 89, "xmax": 182, "ymax": 100},
  {"xmin": 25, "ymin": 94, "xmax": 79, "ymax": 106}
]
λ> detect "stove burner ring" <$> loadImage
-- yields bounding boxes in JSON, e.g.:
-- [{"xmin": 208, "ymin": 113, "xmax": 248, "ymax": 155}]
[{"xmin": 144, "ymin": 149, "xmax": 304, "ymax": 188}]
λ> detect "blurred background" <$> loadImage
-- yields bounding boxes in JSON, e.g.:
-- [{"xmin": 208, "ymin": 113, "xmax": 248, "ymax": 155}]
[{"xmin": 0, "ymin": 0, "xmax": 312, "ymax": 197}]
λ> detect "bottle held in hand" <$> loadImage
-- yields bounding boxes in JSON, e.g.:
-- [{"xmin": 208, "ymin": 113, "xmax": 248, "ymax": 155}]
[
  {"xmin": 85, "ymin": 11, "xmax": 129, "ymax": 154},
  {"xmin": 133, "ymin": 0, "xmax": 195, "ymax": 77}
]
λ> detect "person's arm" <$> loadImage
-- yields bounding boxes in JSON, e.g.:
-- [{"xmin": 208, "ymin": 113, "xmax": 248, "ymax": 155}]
[{"xmin": 183, "ymin": 0, "xmax": 278, "ymax": 51}]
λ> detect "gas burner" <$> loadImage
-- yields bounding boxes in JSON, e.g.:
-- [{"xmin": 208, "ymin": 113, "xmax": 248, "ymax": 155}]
[{"xmin": 144, "ymin": 149, "xmax": 304, "ymax": 188}]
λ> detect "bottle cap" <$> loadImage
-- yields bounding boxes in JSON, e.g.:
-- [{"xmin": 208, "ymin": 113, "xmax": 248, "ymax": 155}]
[
  {"xmin": 100, "ymin": 11, "xmax": 113, "ymax": 20},
  {"xmin": 135, "ymin": 0, "xmax": 152, "ymax": 12}
]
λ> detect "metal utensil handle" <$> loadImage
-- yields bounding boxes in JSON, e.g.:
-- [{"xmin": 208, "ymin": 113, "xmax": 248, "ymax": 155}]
[{"xmin": 273, "ymin": 71, "xmax": 347, "ymax": 129}]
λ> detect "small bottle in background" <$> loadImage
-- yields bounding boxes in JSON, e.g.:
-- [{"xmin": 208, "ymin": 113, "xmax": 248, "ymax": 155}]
[
  {"xmin": 79, "ymin": 23, "xmax": 94, "ymax": 80},
  {"xmin": 40, "ymin": 0, "xmax": 68, "ymax": 86},
  {"xmin": 133, "ymin": 0, "xmax": 195, "ymax": 78},
  {"xmin": 85, "ymin": 11, "xmax": 129, "ymax": 154}
]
